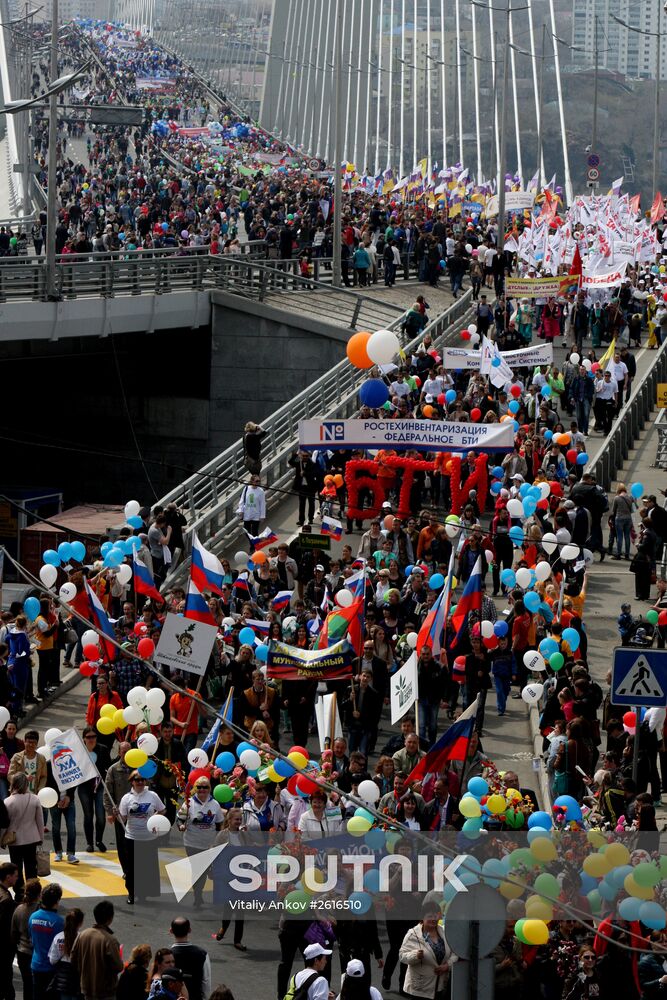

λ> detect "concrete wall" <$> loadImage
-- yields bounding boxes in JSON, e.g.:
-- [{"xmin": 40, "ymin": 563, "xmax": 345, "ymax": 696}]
[{"xmin": 209, "ymin": 290, "xmax": 348, "ymax": 453}]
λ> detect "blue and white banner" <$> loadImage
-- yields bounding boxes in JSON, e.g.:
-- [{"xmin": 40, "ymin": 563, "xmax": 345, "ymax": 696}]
[
  {"xmin": 442, "ymin": 342, "xmax": 553, "ymax": 370},
  {"xmin": 298, "ymin": 419, "xmax": 515, "ymax": 453},
  {"xmin": 49, "ymin": 728, "xmax": 100, "ymax": 792}
]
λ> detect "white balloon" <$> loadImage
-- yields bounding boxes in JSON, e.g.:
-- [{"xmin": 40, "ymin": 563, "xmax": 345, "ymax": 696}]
[
  {"xmin": 561, "ymin": 544, "xmax": 580, "ymax": 561},
  {"xmin": 36, "ymin": 745, "xmax": 49, "ymax": 758},
  {"xmin": 467, "ymin": 323, "xmax": 478, "ymax": 336},
  {"xmin": 534, "ymin": 561, "xmax": 552, "ymax": 582},
  {"xmin": 117, "ymin": 564, "xmax": 133, "ymax": 585},
  {"xmin": 38, "ymin": 787, "xmax": 59, "ymax": 809},
  {"xmin": 582, "ymin": 358, "xmax": 592, "ymax": 371},
  {"xmin": 59, "ymin": 582, "xmax": 77, "ymax": 603},
  {"xmin": 515, "ymin": 567, "xmax": 532, "ymax": 589},
  {"xmin": 239, "ymin": 748, "xmax": 261, "ymax": 770},
  {"xmin": 480, "ymin": 620, "xmax": 494, "ymax": 638},
  {"xmin": 469, "ymin": 333, "xmax": 480, "ymax": 347},
  {"xmin": 188, "ymin": 749, "xmax": 209, "ymax": 768},
  {"xmin": 569, "ymin": 352, "xmax": 580, "ymax": 365},
  {"xmin": 146, "ymin": 687, "xmax": 166, "ymax": 709},
  {"xmin": 523, "ymin": 650, "xmax": 546, "ymax": 673},
  {"xmin": 283, "ymin": 616, "xmax": 297, "ymax": 629},
  {"xmin": 445, "ymin": 522, "xmax": 461, "ymax": 538},
  {"xmin": 358, "ymin": 779, "xmax": 380, "ymax": 804},
  {"xmin": 556, "ymin": 528, "xmax": 571, "ymax": 544},
  {"xmin": 582, "ymin": 548, "xmax": 594, "ymax": 566},
  {"xmin": 147, "ymin": 814, "xmax": 171, "ymax": 836},
  {"xmin": 148, "ymin": 707, "xmax": 164, "ymax": 725},
  {"xmin": 335, "ymin": 589, "xmax": 354, "ymax": 608},
  {"xmin": 234, "ymin": 550, "xmax": 248, "ymax": 568},
  {"xmin": 0, "ymin": 706, "xmax": 10, "ymax": 730},
  {"xmin": 137, "ymin": 732, "xmax": 159, "ymax": 755},
  {"xmin": 120, "ymin": 705, "xmax": 141, "ymax": 726},
  {"xmin": 39, "ymin": 564, "xmax": 58, "ymax": 589},
  {"xmin": 484, "ymin": 549, "xmax": 494, "ymax": 564},
  {"xmin": 465, "ymin": 243, "xmax": 473, "ymax": 254},
  {"xmin": 507, "ymin": 498, "xmax": 524, "ymax": 518},
  {"xmin": 538, "ymin": 482, "xmax": 551, "ymax": 501},
  {"xmin": 124, "ymin": 500, "xmax": 141, "ymax": 518},
  {"xmin": 127, "ymin": 686, "xmax": 148, "ymax": 708},
  {"xmin": 541, "ymin": 532, "xmax": 558, "ymax": 555},
  {"xmin": 44, "ymin": 728, "xmax": 62, "ymax": 745},
  {"xmin": 222, "ymin": 617, "xmax": 236, "ymax": 628},
  {"xmin": 367, "ymin": 328, "xmax": 400, "ymax": 365},
  {"xmin": 406, "ymin": 632, "xmax": 419, "ymax": 649},
  {"xmin": 521, "ymin": 683, "xmax": 544, "ymax": 706},
  {"xmin": 82, "ymin": 629, "xmax": 100, "ymax": 648}
]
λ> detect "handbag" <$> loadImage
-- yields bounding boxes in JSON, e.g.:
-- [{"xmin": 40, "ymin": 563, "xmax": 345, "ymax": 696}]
[
  {"xmin": 0, "ymin": 829, "xmax": 16, "ymax": 848},
  {"xmin": 36, "ymin": 848, "xmax": 51, "ymax": 877},
  {"xmin": 63, "ymin": 628, "xmax": 78, "ymax": 645},
  {"xmin": 0, "ymin": 750, "xmax": 9, "ymax": 777}
]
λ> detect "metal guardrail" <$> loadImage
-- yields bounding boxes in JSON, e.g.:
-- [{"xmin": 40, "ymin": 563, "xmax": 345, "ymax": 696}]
[
  {"xmin": 159, "ymin": 289, "xmax": 474, "ymax": 588},
  {"xmin": 654, "ymin": 407, "xmax": 667, "ymax": 470},
  {"xmin": 588, "ymin": 337, "xmax": 667, "ymax": 490}
]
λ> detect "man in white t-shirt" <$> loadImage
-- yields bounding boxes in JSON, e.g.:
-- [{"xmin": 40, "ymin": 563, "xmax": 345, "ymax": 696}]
[
  {"xmin": 389, "ymin": 373, "xmax": 411, "ymax": 399},
  {"xmin": 606, "ymin": 352, "xmax": 628, "ymax": 415},
  {"xmin": 292, "ymin": 944, "xmax": 333, "ymax": 1000}
]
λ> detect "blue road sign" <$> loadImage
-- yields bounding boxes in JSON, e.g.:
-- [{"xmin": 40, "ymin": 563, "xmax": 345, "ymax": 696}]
[
  {"xmin": 611, "ymin": 647, "xmax": 667, "ymax": 707},
  {"xmin": 587, "ymin": 153, "xmax": 600, "ymax": 168}
]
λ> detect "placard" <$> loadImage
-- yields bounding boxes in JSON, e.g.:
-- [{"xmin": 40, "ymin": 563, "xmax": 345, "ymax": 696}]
[
  {"xmin": 155, "ymin": 612, "xmax": 218, "ymax": 677},
  {"xmin": 298, "ymin": 419, "xmax": 515, "ymax": 453}
]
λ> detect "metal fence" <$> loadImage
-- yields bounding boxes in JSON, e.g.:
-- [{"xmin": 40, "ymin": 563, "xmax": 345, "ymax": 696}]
[
  {"xmin": 159, "ymin": 290, "xmax": 474, "ymax": 588},
  {"xmin": 588, "ymin": 337, "xmax": 667, "ymax": 491}
]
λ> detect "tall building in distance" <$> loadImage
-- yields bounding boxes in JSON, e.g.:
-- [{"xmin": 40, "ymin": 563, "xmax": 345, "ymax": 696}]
[{"xmin": 571, "ymin": 0, "xmax": 667, "ymax": 80}]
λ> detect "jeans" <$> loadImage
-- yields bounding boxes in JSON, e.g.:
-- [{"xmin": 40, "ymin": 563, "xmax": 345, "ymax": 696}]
[
  {"xmin": 576, "ymin": 398, "xmax": 591, "ymax": 434},
  {"xmin": 77, "ymin": 781, "xmax": 106, "ymax": 847},
  {"xmin": 418, "ymin": 700, "xmax": 439, "ymax": 745},
  {"xmin": 297, "ymin": 489, "xmax": 315, "ymax": 525},
  {"xmin": 50, "ymin": 800, "xmax": 77, "ymax": 855},
  {"xmin": 494, "ymin": 675, "xmax": 511, "ymax": 715},
  {"xmin": 348, "ymin": 728, "xmax": 371, "ymax": 757},
  {"xmin": 615, "ymin": 519, "xmax": 632, "ymax": 558}
]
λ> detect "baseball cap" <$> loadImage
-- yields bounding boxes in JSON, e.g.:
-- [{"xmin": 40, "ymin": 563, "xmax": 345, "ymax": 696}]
[
  {"xmin": 346, "ymin": 959, "xmax": 365, "ymax": 978},
  {"xmin": 315, "ymin": 564, "xmax": 325, "ymax": 572},
  {"xmin": 161, "ymin": 970, "xmax": 185, "ymax": 984},
  {"xmin": 304, "ymin": 943, "xmax": 332, "ymax": 959},
  {"xmin": 643, "ymin": 494, "xmax": 657, "ymax": 503},
  {"xmin": 512, "ymin": 474, "xmax": 524, "ymax": 481},
  {"xmin": 425, "ymin": 394, "xmax": 434, "ymax": 403},
  {"xmin": 382, "ymin": 501, "xmax": 392, "ymax": 510}
]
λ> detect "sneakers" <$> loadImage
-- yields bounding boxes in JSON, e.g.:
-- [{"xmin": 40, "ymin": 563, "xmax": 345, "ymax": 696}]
[
  {"xmin": 67, "ymin": 855, "xmax": 79, "ymax": 864},
  {"xmin": 96, "ymin": 842, "xmax": 107, "ymax": 853},
  {"xmin": 86, "ymin": 844, "xmax": 94, "ymax": 852},
  {"xmin": 54, "ymin": 853, "xmax": 63, "ymax": 862}
]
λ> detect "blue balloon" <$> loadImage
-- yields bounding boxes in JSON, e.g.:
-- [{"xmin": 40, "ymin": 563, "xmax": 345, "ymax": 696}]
[
  {"xmin": 439, "ymin": 259, "xmax": 446, "ymax": 268},
  {"xmin": 553, "ymin": 794, "xmax": 582, "ymax": 821},
  {"xmin": 215, "ymin": 751, "xmax": 237, "ymax": 773},
  {"xmin": 524, "ymin": 591, "xmax": 541, "ymax": 613},
  {"xmin": 24, "ymin": 597, "xmax": 40, "ymax": 621},
  {"xmin": 539, "ymin": 601, "xmax": 554, "ymax": 623},
  {"xmin": 508, "ymin": 400, "xmax": 519, "ymax": 414},
  {"xmin": 576, "ymin": 453, "xmax": 588, "ymax": 466},
  {"xmin": 364, "ymin": 828, "xmax": 386, "ymax": 851},
  {"xmin": 579, "ymin": 871, "xmax": 598, "ymax": 895},
  {"xmin": 467, "ymin": 777, "xmax": 489, "ymax": 798},
  {"xmin": 500, "ymin": 569, "xmax": 516, "ymax": 588},
  {"xmin": 105, "ymin": 547, "xmax": 124, "ymax": 567},
  {"xmin": 43, "ymin": 549, "xmax": 60, "ymax": 567},
  {"xmin": 540, "ymin": 384, "xmax": 551, "ymax": 397},
  {"xmin": 404, "ymin": 564, "xmax": 414, "ymax": 576},
  {"xmin": 429, "ymin": 573, "xmax": 445, "ymax": 590},
  {"xmin": 544, "ymin": 429, "xmax": 553, "ymax": 441},
  {"xmin": 113, "ymin": 539, "xmax": 130, "ymax": 555},
  {"xmin": 522, "ymin": 498, "xmax": 537, "ymax": 517},
  {"xmin": 239, "ymin": 627, "xmax": 256, "ymax": 646},
  {"xmin": 492, "ymin": 357, "xmax": 501, "ymax": 368},
  {"xmin": 236, "ymin": 741, "xmax": 255, "ymax": 757},
  {"xmin": 273, "ymin": 757, "xmax": 295, "ymax": 778},
  {"xmin": 562, "ymin": 627, "xmax": 580, "ymax": 651},
  {"xmin": 57, "ymin": 542, "xmax": 72, "ymax": 562},
  {"xmin": 509, "ymin": 526, "xmax": 524, "ymax": 545},
  {"xmin": 138, "ymin": 759, "xmax": 157, "ymax": 778},
  {"xmin": 639, "ymin": 901, "xmax": 666, "ymax": 930},
  {"xmin": 254, "ymin": 644, "xmax": 269, "ymax": 662},
  {"xmin": 631, "ymin": 482, "xmax": 644, "ymax": 499},
  {"xmin": 481, "ymin": 857, "xmax": 507, "ymax": 887},
  {"xmin": 527, "ymin": 810, "xmax": 553, "ymax": 830},
  {"xmin": 354, "ymin": 807, "xmax": 375, "ymax": 824},
  {"xmin": 619, "ymin": 896, "xmax": 643, "ymax": 922},
  {"xmin": 70, "ymin": 541, "xmax": 86, "ymax": 562},
  {"xmin": 445, "ymin": 389, "xmax": 457, "ymax": 404},
  {"xmin": 363, "ymin": 869, "xmax": 381, "ymax": 893},
  {"xmin": 598, "ymin": 879, "xmax": 618, "ymax": 901},
  {"xmin": 490, "ymin": 481, "xmax": 502, "ymax": 495},
  {"xmin": 492, "ymin": 466, "xmax": 504, "ymax": 479},
  {"xmin": 100, "ymin": 542, "xmax": 114, "ymax": 557},
  {"xmin": 527, "ymin": 828, "xmax": 551, "ymax": 845},
  {"xmin": 539, "ymin": 637, "xmax": 558, "ymax": 658},
  {"xmin": 608, "ymin": 865, "xmax": 633, "ymax": 889},
  {"xmin": 127, "ymin": 515, "xmax": 143, "ymax": 529},
  {"xmin": 128, "ymin": 536, "xmax": 142, "ymax": 551},
  {"xmin": 519, "ymin": 482, "xmax": 531, "ymax": 498},
  {"xmin": 493, "ymin": 620, "xmax": 508, "ymax": 637},
  {"xmin": 349, "ymin": 891, "xmax": 373, "ymax": 914},
  {"xmin": 359, "ymin": 379, "xmax": 389, "ymax": 409}
]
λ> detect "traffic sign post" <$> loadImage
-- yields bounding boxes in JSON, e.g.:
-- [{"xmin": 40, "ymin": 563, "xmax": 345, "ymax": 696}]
[{"xmin": 611, "ymin": 648, "xmax": 667, "ymax": 707}]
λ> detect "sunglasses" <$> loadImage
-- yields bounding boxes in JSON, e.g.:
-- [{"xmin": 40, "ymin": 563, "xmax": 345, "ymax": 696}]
[
  {"xmin": 132, "ymin": 777, "xmax": 146, "ymax": 782},
  {"xmin": 582, "ymin": 954, "xmax": 596, "ymax": 960},
  {"xmin": 195, "ymin": 784, "xmax": 210, "ymax": 790}
]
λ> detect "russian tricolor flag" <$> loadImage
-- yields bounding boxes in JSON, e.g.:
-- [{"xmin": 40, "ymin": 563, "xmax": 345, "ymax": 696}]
[
  {"xmin": 191, "ymin": 532, "xmax": 225, "ymax": 596},
  {"xmin": 344, "ymin": 565, "xmax": 366, "ymax": 598},
  {"xmin": 321, "ymin": 516, "xmax": 343, "ymax": 540},
  {"xmin": 246, "ymin": 526, "xmax": 278, "ymax": 551},
  {"xmin": 244, "ymin": 618, "xmax": 270, "ymax": 636},
  {"xmin": 85, "ymin": 580, "xmax": 117, "ymax": 662},
  {"xmin": 184, "ymin": 578, "xmax": 217, "ymax": 625},
  {"xmin": 272, "ymin": 590, "xmax": 292, "ymax": 611},
  {"xmin": 416, "ymin": 580, "xmax": 449, "ymax": 656},
  {"xmin": 405, "ymin": 698, "xmax": 479, "ymax": 786},
  {"xmin": 132, "ymin": 553, "xmax": 163, "ymax": 604},
  {"xmin": 451, "ymin": 556, "xmax": 484, "ymax": 646}
]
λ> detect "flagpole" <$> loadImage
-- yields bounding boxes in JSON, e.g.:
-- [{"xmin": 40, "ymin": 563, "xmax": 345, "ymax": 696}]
[
  {"xmin": 456, "ymin": 694, "xmax": 480, "ymax": 792},
  {"xmin": 180, "ymin": 675, "xmax": 205, "ymax": 740},
  {"xmin": 327, "ymin": 691, "xmax": 337, "ymax": 750}
]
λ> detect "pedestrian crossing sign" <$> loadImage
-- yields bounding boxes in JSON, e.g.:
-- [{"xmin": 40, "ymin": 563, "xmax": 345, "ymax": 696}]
[{"xmin": 611, "ymin": 648, "xmax": 667, "ymax": 707}]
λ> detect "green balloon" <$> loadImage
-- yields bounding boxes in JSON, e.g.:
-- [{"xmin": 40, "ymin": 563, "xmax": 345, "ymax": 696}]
[
  {"xmin": 550, "ymin": 652, "xmax": 564, "ymax": 671},
  {"xmin": 587, "ymin": 889, "xmax": 602, "ymax": 914},
  {"xmin": 658, "ymin": 856, "xmax": 667, "ymax": 878},
  {"xmin": 505, "ymin": 807, "xmax": 525, "ymax": 830},
  {"xmin": 514, "ymin": 918, "xmax": 530, "ymax": 945},
  {"xmin": 285, "ymin": 889, "xmax": 310, "ymax": 914},
  {"xmin": 647, "ymin": 609, "xmax": 660, "ymax": 626},
  {"xmin": 534, "ymin": 872, "xmax": 560, "ymax": 899},
  {"xmin": 213, "ymin": 783, "xmax": 234, "ymax": 803},
  {"xmin": 509, "ymin": 848, "xmax": 534, "ymax": 869},
  {"xmin": 633, "ymin": 862, "xmax": 661, "ymax": 888},
  {"xmin": 9, "ymin": 237, "xmax": 17, "ymax": 246}
]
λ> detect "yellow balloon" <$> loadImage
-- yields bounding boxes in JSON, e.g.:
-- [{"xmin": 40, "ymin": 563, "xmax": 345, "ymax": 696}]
[
  {"xmin": 124, "ymin": 748, "xmax": 148, "ymax": 769},
  {"xmin": 525, "ymin": 895, "xmax": 554, "ymax": 921},
  {"xmin": 583, "ymin": 854, "xmax": 611, "ymax": 879},
  {"xmin": 100, "ymin": 703, "xmax": 116, "ymax": 719},
  {"xmin": 505, "ymin": 788, "xmax": 522, "ymax": 802},
  {"xmin": 267, "ymin": 765, "xmax": 281, "ymax": 784},
  {"xmin": 459, "ymin": 797, "xmax": 482, "ymax": 819},
  {"xmin": 487, "ymin": 794, "xmax": 507, "ymax": 815},
  {"xmin": 624, "ymin": 874, "xmax": 655, "ymax": 900},
  {"xmin": 523, "ymin": 919, "xmax": 550, "ymax": 946},
  {"xmin": 530, "ymin": 837, "xmax": 557, "ymax": 863},
  {"xmin": 96, "ymin": 717, "xmax": 115, "ymax": 735},
  {"xmin": 500, "ymin": 879, "xmax": 524, "ymax": 900},
  {"xmin": 347, "ymin": 816, "xmax": 372, "ymax": 836},
  {"xmin": 288, "ymin": 752, "xmax": 308, "ymax": 769},
  {"xmin": 587, "ymin": 831, "xmax": 607, "ymax": 849},
  {"xmin": 113, "ymin": 709, "xmax": 126, "ymax": 729},
  {"xmin": 303, "ymin": 868, "xmax": 327, "ymax": 892},
  {"xmin": 605, "ymin": 842, "xmax": 630, "ymax": 867},
  {"xmin": 451, "ymin": 576, "xmax": 458, "ymax": 590}
]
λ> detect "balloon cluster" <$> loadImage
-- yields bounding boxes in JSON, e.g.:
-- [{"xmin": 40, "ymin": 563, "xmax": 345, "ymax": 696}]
[
  {"xmin": 459, "ymin": 323, "xmax": 480, "ymax": 346},
  {"xmin": 40, "ymin": 541, "xmax": 87, "ymax": 592},
  {"xmin": 346, "ymin": 329, "xmax": 401, "ymax": 369},
  {"xmin": 96, "ymin": 685, "xmax": 166, "ymax": 735}
]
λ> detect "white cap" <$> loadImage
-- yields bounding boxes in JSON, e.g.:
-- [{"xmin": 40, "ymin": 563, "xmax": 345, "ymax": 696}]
[
  {"xmin": 304, "ymin": 944, "xmax": 332, "ymax": 959},
  {"xmin": 315, "ymin": 564, "xmax": 325, "ymax": 572},
  {"xmin": 425, "ymin": 394, "xmax": 434, "ymax": 403},
  {"xmin": 346, "ymin": 959, "xmax": 365, "ymax": 978}
]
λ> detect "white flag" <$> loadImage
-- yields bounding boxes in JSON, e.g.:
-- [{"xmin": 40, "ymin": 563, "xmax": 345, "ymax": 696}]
[
  {"xmin": 391, "ymin": 651, "xmax": 419, "ymax": 725},
  {"xmin": 315, "ymin": 693, "xmax": 343, "ymax": 751},
  {"xmin": 48, "ymin": 727, "xmax": 100, "ymax": 792}
]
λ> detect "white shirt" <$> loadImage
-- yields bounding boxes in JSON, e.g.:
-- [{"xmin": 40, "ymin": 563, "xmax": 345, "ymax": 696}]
[
  {"xmin": 236, "ymin": 484, "xmax": 266, "ymax": 521},
  {"xmin": 298, "ymin": 808, "xmax": 344, "ymax": 840},
  {"xmin": 595, "ymin": 376, "xmax": 618, "ymax": 400},
  {"xmin": 423, "ymin": 377, "xmax": 444, "ymax": 396},
  {"xmin": 294, "ymin": 969, "xmax": 329, "ymax": 1000},
  {"xmin": 178, "ymin": 794, "xmax": 224, "ymax": 849},
  {"xmin": 390, "ymin": 380, "xmax": 410, "ymax": 399},
  {"xmin": 119, "ymin": 789, "xmax": 165, "ymax": 841},
  {"xmin": 607, "ymin": 360, "xmax": 628, "ymax": 385}
]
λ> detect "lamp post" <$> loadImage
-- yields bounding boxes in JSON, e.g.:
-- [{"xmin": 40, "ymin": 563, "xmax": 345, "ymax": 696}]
[
  {"xmin": 332, "ymin": 0, "xmax": 344, "ymax": 289},
  {"xmin": 46, "ymin": 0, "xmax": 58, "ymax": 299}
]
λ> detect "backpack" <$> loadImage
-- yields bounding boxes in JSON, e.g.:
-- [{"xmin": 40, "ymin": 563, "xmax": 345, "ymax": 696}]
[{"xmin": 283, "ymin": 971, "xmax": 320, "ymax": 1000}]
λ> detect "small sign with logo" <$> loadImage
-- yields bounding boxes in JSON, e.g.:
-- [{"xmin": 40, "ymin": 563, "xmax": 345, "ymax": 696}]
[
  {"xmin": 297, "ymin": 533, "xmax": 331, "ymax": 551},
  {"xmin": 658, "ymin": 383, "xmax": 667, "ymax": 408}
]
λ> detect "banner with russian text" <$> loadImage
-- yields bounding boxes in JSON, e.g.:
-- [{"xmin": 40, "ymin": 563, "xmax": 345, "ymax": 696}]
[
  {"xmin": 505, "ymin": 276, "xmax": 563, "ymax": 297},
  {"xmin": 442, "ymin": 343, "xmax": 553, "ymax": 371},
  {"xmin": 49, "ymin": 728, "xmax": 100, "ymax": 792},
  {"xmin": 581, "ymin": 264, "xmax": 627, "ymax": 289},
  {"xmin": 267, "ymin": 638, "xmax": 353, "ymax": 681},
  {"xmin": 298, "ymin": 419, "xmax": 515, "ymax": 453}
]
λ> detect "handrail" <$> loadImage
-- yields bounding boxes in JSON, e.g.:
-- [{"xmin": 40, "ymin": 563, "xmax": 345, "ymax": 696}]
[
  {"xmin": 159, "ymin": 290, "xmax": 474, "ymax": 588},
  {"xmin": 587, "ymin": 337, "xmax": 667, "ymax": 491}
]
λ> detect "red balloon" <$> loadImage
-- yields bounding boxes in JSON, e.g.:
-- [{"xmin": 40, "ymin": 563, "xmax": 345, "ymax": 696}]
[
  {"xmin": 549, "ymin": 481, "xmax": 563, "ymax": 497},
  {"xmin": 623, "ymin": 711, "xmax": 636, "ymax": 728},
  {"xmin": 137, "ymin": 638, "xmax": 155, "ymax": 658},
  {"xmin": 537, "ymin": 499, "xmax": 549, "ymax": 510},
  {"xmin": 79, "ymin": 662, "xmax": 96, "ymax": 677},
  {"xmin": 659, "ymin": 610, "xmax": 667, "ymax": 626},
  {"xmin": 296, "ymin": 773, "xmax": 319, "ymax": 796},
  {"xmin": 437, "ymin": 393, "xmax": 446, "ymax": 405},
  {"xmin": 134, "ymin": 623, "xmax": 148, "ymax": 636},
  {"xmin": 188, "ymin": 767, "xmax": 210, "ymax": 787},
  {"xmin": 287, "ymin": 774, "xmax": 299, "ymax": 796},
  {"xmin": 470, "ymin": 408, "xmax": 482, "ymax": 422},
  {"xmin": 83, "ymin": 643, "xmax": 100, "ymax": 661},
  {"xmin": 483, "ymin": 634, "xmax": 499, "ymax": 649},
  {"xmin": 566, "ymin": 449, "xmax": 578, "ymax": 464},
  {"xmin": 510, "ymin": 385, "xmax": 522, "ymax": 398},
  {"xmin": 289, "ymin": 745, "xmax": 309, "ymax": 759}
]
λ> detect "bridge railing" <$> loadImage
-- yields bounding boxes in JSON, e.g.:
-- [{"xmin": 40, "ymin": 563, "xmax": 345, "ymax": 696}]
[{"xmin": 159, "ymin": 290, "xmax": 474, "ymax": 588}]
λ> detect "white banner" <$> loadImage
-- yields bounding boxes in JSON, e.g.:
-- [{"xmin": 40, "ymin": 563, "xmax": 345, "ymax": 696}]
[
  {"xmin": 50, "ymin": 728, "xmax": 100, "ymax": 792},
  {"xmin": 581, "ymin": 263, "xmax": 627, "ymax": 289},
  {"xmin": 391, "ymin": 652, "xmax": 418, "ymax": 725},
  {"xmin": 155, "ymin": 613, "xmax": 218, "ymax": 677},
  {"xmin": 486, "ymin": 191, "xmax": 535, "ymax": 216},
  {"xmin": 442, "ymin": 343, "xmax": 553, "ymax": 370},
  {"xmin": 315, "ymin": 693, "xmax": 344, "ymax": 751},
  {"xmin": 298, "ymin": 419, "xmax": 516, "ymax": 453}
]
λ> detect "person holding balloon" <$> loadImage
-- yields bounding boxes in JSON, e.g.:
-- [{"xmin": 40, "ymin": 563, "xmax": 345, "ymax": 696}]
[
  {"xmin": 118, "ymin": 769, "xmax": 167, "ymax": 905},
  {"xmin": 32, "ymin": 598, "xmax": 59, "ymax": 700},
  {"xmin": 6, "ymin": 614, "xmax": 33, "ymax": 716},
  {"xmin": 176, "ymin": 773, "xmax": 224, "ymax": 907}
]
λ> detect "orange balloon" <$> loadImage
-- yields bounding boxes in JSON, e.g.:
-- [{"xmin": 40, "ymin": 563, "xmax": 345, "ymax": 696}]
[
  {"xmin": 423, "ymin": 405, "xmax": 434, "ymax": 418},
  {"xmin": 445, "ymin": 461, "xmax": 453, "ymax": 473},
  {"xmin": 559, "ymin": 433, "xmax": 571, "ymax": 446},
  {"xmin": 250, "ymin": 551, "xmax": 267, "ymax": 565},
  {"xmin": 383, "ymin": 515, "xmax": 394, "ymax": 530},
  {"xmin": 333, "ymin": 474, "xmax": 344, "ymax": 488},
  {"xmin": 324, "ymin": 475, "xmax": 335, "ymax": 484},
  {"xmin": 346, "ymin": 331, "xmax": 373, "ymax": 369}
]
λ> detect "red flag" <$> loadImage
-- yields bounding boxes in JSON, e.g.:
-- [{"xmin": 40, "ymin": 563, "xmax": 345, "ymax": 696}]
[
  {"xmin": 629, "ymin": 194, "xmax": 641, "ymax": 216},
  {"xmin": 315, "ymin": 597, "xmax": 365, "ymax": 652},
  {"xmin": 651, "ymin": 192, "xmax": 665, "ymax": 225}
]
